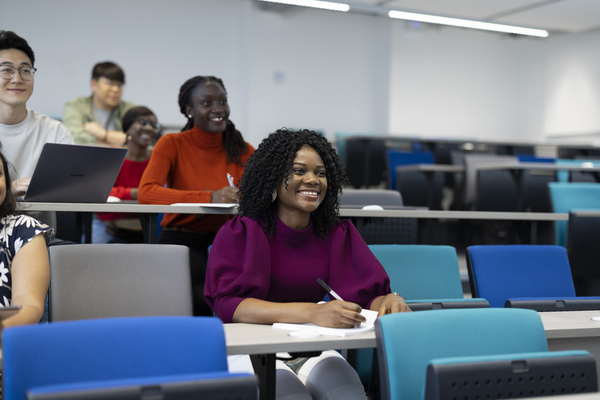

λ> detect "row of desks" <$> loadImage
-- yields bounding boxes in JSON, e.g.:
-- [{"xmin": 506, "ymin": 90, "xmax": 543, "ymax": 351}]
[
  {"xmin": 20, "ymin": 201, "xmax": 568, "ymax": 244},
  {"xmin": 21, "ymin": 201, "xmax": 569, "ymax": 221},
  {"xmin": 225, "ymin": 310, "xmax": 600, "ymax": 400}
]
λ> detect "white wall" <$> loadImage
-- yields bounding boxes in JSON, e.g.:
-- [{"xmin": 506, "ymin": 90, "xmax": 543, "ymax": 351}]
[
  {"xmin": 388, "ymin": 22, "xmax": 549, "ymax": 141},
  {"xmin": 2, "ymin": 0, "xmax": 600, "ymax": 147},
  {"xmin": 544, "ymin": 29, "xmax": 600, "ymax": 140}
]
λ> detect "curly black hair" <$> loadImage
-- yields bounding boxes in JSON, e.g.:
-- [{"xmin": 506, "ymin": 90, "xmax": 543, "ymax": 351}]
[
  {"xmin": 238, "ymin": 128, "xmax": 349, "ymax": 238},
  {"xmin": 178, "ymin": 75, "xmax": 248, "ymax": 167},
  {"xmin": 0, "ymin": 150, "xmax": 18, "ymax": 218}
]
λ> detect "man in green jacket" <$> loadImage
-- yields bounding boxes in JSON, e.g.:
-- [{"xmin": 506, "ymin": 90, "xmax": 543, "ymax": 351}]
[{"xmin": 63, "ymin": 61, "xmax": 135, "ymax": 145}]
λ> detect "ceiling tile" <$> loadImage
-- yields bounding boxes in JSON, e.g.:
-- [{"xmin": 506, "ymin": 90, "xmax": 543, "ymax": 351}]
[
  {"xmin": 341, "ymin": 0, "xmax": 600, "ymax": 34},
  {"xmin": 494, "ymin": 0, "xmax": 600, "ymax": 33}
]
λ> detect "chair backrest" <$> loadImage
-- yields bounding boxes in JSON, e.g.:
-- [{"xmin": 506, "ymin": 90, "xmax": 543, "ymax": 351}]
[
  {"xmin": 466, "ymin": 245, "xmax": 576, "ymax": 308},
  {"xmin": 339, "ymin": 189, "xmax": 403, "ymax": 208},
  {"xmin": 515, "ymin": 155, "xmax": 557, "ymax": 213},
  {"xmin": 375, "ymin": 308, "xmax": 549, "ymax": 400},
  {"xmin": 49, "ymin": 244, "xmax": 192, "ymax": 321},
  {"xmin": 340, "ymin": 190, "xmax": 417, "ymax": 244},
  {"xmin": 368, "ymin": 244, "xmax": 463, "ymax": 300},
  {"xmin": 2, "ymin": 316, "xmax": 230, "ymax": 400},
  {"xmin": 548, "ymin": 182, "xmax": 600, "ymax": 246},
  {"xmin": 386, "ymin": 150, "xmax": 434, "ymax": 191},
  {"xmin": 344, "ymin": 138, "xmax": 387, "ymax": 188},
  {"xmin": 424, "ymin": 351, "xmax": 597, "ymax": 400},
  {"xmin": 475, "ymin": 168, "xmax": 518, "ymax": 211},
  {"xmin": 568, "ymin": 211, "xmax": 600, "ymax": 295},
  {"xmin": 463, "ymin": 154, "xmax": 518, "ymax": 209}
]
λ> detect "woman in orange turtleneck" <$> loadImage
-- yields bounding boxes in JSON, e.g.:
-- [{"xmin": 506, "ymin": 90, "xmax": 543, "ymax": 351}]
[{"xmin": 138, "ymin": 76, "xmax": 254, "ymax": 316}]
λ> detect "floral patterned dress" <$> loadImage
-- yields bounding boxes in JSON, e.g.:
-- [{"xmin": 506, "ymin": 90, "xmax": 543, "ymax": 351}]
[{"xmin": 0, "ymin": 215, "xmax": 53, "ymax": 307}]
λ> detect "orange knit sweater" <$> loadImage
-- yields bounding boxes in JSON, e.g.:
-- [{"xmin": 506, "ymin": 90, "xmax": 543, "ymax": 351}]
[{"xmin": 138, "ymin": 126, "xmax": 254, "ymax": 233}]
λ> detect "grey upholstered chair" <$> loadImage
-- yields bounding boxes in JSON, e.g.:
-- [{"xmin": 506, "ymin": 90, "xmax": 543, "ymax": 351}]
[{"xmin": 48, "ymin": 244, "xmax": 192, "ymax": 321}]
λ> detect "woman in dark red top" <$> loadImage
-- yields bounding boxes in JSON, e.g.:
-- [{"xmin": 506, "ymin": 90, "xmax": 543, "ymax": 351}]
[{"xmin": 94, "ymin": 106, "xmax": 160, "ymax": 243}]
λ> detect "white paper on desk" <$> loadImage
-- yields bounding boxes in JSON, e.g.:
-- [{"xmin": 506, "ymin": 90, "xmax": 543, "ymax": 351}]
[
  {"xmin": 170, "ymin": 203, "xmax": 238, "ymax": 208},
  {"xmin": 273, "ymin": 309, "xmax": 378, "ymax": 337}
]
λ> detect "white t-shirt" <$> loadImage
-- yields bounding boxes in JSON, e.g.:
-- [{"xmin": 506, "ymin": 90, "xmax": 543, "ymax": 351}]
[{"xmin": 0, "ymin": 109, "xmax": 74, "ymax": 179}]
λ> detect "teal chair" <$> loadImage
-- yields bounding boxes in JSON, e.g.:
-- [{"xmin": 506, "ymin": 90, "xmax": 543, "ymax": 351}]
[
  {"xmin": 375, "ymin": 308, "xmax": 596, "ymax": 400},
  {"xmin": 355, "ymin": 245, "xmax": 488, "ymax": 391},
  {"xmin": 548, "ymin": 182, "xmax": 600, "ymax": 246},
  {"xmin": 369, "ymin": 244, "xmax": 487, "ymax": 306}
]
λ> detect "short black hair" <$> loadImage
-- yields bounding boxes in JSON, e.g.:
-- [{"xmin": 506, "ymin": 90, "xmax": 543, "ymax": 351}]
[
  {"xmin": 238, "ymin": 128, "xmax": 349, "ymax": 238},
  {"xmin": 92, "ymin": 61, "xmax": 125, "ymax": 83},
  {"xmin": 0, "ymin": 30, "xmax": 35, "ymax": 67}
]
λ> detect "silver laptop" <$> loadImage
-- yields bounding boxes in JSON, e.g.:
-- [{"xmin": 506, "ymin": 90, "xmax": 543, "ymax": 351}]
[{"xmin": 21, "ymin": 143, "xmax": 127, "ymax": 203}]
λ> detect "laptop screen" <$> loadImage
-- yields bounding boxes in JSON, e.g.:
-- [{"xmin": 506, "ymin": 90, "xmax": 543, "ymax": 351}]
[{"xmin": 21, "ymin": 143, "xmax": 127, "ymax": 203}]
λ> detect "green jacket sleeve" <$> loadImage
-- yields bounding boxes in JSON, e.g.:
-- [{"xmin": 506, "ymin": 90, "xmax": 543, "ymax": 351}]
[{"xmin": 62, "ymin": 97, "xmax": 96, "ymax": 144}]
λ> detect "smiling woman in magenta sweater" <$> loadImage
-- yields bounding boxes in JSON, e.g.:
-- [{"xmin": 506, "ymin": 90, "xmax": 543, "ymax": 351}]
[{"xmin": 205, "ymin": 128, "xmax": 409, "ymax": 399}]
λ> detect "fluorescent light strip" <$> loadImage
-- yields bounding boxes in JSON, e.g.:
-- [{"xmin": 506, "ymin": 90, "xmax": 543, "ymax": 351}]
[
  {"xmin": 389, "ymin": 10, "xmax": 548, "ymax": 38},
  {"xmin": 260, "ymin": 0, "xmax": 350, "ymax": 12}
]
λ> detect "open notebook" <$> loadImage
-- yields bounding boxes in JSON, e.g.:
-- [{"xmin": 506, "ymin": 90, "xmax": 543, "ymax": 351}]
[{"xmin": 273, "ymin": 309, "xmax": 378, "ymax": 337}]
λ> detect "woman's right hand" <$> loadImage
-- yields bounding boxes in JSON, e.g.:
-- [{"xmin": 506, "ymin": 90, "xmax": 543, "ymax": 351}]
[
  {"xmin": 313, "ymin": 300, "xmax": 366, "ymax": 328},
  {"xmin": 211, "ymin": 186, "xmax": 238, "ymax": 203}
]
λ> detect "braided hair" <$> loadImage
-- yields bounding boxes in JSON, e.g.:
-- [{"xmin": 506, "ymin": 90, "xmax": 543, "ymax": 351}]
[
  {"xmin": 238, "ymin": 128, "xmax": 349, "ymax": 238},
  {"xmin": 178, "ymin": 76, "xmax": 248, "ymax": 166}
]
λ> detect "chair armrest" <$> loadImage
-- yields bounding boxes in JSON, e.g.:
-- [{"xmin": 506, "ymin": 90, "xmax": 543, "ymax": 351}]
[
  {"xmin": 505, "ymin": 297, "xmax": 600, "ymax": 311},
  {"xmin": 406, "ymin": 298, "xmax": 489, "ymax": 311}
]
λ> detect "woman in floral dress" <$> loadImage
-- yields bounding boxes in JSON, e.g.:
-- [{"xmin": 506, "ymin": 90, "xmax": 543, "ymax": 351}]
[{"xmin": 0, "ymin": 149, "xmax": 52, "ymax": 329}]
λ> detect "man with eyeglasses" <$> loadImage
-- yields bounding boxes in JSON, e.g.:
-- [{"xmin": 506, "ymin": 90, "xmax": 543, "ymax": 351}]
[
  {"xmin": 0, "ymin": 30, "xmax": 74, "ymax": 198},
  {"xmin": 62, "ymin": 61, "xmax": 135, "ymax": 146}
]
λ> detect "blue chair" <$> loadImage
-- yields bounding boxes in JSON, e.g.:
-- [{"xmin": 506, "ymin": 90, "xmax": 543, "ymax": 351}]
[
  {"xmin": 375, "ymin": 308, "xmax": 596, "ymax": 400},
  {"xmin": 2, "ymin": 316, "xmax": 258, "ymax": 400},
  {"xmin": 466, "ymin": 244, "xmax": 600, "ymax": 308},
  {"xmin": 386, "ymin": 149, "xmax": 434, "ymax": 192},
  {"xmin": 516, "ymin": 154, "xmax": 556, "ymax": 163},
  {"xmin": 548, "ymin": 182, "xmax": 600, "ymax": 246}
]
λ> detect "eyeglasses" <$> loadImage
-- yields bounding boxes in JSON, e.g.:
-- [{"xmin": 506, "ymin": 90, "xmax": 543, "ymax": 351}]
[
  {"xmin": 0, "ymin": 65, "xmax": 37, "ymax": 81},
  {"xmin": 136, "ymin": 118, "xmax": 161, "ymax": 131}
]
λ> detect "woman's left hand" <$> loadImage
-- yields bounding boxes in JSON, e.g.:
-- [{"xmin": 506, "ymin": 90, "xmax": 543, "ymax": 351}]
[{"xmin": 373, "ymin": 293, "xmax": 411, "ymax": 317}]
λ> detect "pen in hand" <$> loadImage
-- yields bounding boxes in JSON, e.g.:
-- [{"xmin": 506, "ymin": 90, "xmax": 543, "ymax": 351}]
[
  {"xmin": 317, "ymin": 278, "xmax": 344, "ymax": 301},
  {"xmin": 227, "ymin": 173, "xmax": 235, "ymax": 188}
]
